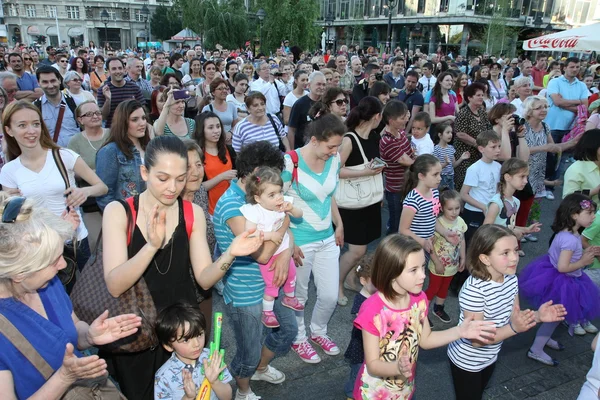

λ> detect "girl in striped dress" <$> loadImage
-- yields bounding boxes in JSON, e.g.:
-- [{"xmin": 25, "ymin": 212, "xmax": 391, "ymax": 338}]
[{"xmin": 447, "ymin": 225, "xmax": 567, "ymax": 400}]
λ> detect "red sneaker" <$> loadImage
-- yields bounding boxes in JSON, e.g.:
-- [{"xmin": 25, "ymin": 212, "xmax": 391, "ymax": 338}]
[
  {"xmin": 281, "ymin": 296, "xmax": 304, "ymax": 311},
  {"xmin": 291, "ymin": 340, "xmax": 321, "ymax": 364},
  {"xmin": 261, "ymin": 311, "xmax": 280, "ymax": 328},
  {"xmin": 310, "ymin": 334, "xmax": 340, "ymax": 355}
]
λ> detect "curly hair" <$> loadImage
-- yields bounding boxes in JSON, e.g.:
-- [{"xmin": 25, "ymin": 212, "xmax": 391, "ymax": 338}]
[{"xmin": 236, "ymin": 141, "xmax": 284, "ymax": 179}]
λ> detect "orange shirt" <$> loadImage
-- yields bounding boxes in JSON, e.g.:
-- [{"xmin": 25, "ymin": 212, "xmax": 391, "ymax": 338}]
[
  {"xmin": 204, "ymin": 151, "xmax": 233, "ymax": 214},
  {"xmin": 90, "ymin": 70, "xmax": 107, "ymax": 93}
]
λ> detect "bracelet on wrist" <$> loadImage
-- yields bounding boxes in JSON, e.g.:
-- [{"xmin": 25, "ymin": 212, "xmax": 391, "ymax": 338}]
[{"xmin": 509, "ymin": 320, "xmax": 519, "ymax": 334}]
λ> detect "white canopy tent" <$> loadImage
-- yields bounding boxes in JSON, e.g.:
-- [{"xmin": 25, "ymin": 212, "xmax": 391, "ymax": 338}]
[{"xmin": 523, "ymin": 23, "xmax": 600, "ymax": 52}]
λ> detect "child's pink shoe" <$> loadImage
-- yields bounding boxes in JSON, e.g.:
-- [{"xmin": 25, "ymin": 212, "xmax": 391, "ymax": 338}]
[
  {"xmin": 262, "ymin": 311, "xmax": 280, "ymax": 328},
  {"xmin": 282, "ymin": 296, "xmax": 304, "ymax": 311}
]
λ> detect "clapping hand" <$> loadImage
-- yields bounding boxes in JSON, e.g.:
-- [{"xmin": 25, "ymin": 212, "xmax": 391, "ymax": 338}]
[
  {"xmin": 510, "ymin": 301, "xmax": 536, "ymax": 333},
  {"xmin": 229, "ymin": 228, "xmax": 264, "ymax": 257},
  {"xmin": 86, "ymin": 310, "xmax": 142, "ymax": 346},
  {"xmin": 146, "ymin": 204, "xmax": 167, "ymax": 250},
  {"xmin": 102, "ymin": 84, "xmax": 111, "ymax": 101},
  {"xmin": 57, "ymin": 343, "xmax": 108, "ymax": 384},
  {"xmin": 203, "ymin": 351, "xmax": 227, "ymax": 384},
  {"xmin": 458, "ymin": 314, "xmax": 497, "ymax": 343},
  {"xmin": 182, "ymin": 369, "xmax": 197, "ymax": 399},
  {"xmin": 537, "ymin": 300, "xmax": 567, "ymax": 323}
]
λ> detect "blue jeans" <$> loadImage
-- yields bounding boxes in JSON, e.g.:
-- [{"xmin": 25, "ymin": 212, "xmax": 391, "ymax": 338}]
[
  {"xmin": 385, "ymin": 190, "xmax": 403, "ymax": 235},
  {"xmin": 225, "ymin": 289, "xmax": 297, "ymax": 378},
  {"xmin": 344, "ymin": 362, "xmax": 362, "ymax": 398},
  {"xmin": 439, "ymin": 174, "xmax": 455, "ymax": 191},
  {"xmin": 546, "ymin": 129, "xmax": 569, "ymax": 190}
]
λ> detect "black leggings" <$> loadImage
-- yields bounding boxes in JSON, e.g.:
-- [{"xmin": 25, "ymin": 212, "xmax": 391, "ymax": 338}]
[{"xmin": 449, "ymin": 359, "xmax": 496, "ymax": 400}]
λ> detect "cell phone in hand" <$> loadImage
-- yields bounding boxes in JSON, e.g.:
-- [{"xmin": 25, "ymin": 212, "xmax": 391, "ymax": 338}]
[
  {"xmin": 371, "ymin": 157, "xmax": 387, "ymax": 169},
  {"xmin": 173, "ymin": 89, "xmax": 191, "ymax": 100}
]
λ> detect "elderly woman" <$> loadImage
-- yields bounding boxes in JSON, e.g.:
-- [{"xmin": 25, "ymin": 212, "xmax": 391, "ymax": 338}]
[
  {"xmin": 201, "ymin": 77, "xmax": 240, "ymax": 138},
  {"xmin": 454, "ymin": 82, "xmax": 493, "ymax": 190},
  {"xmin": 0, "ymin": 194, "xmax": 141, "ymax": 399},
  {"xmin": 563, "ymin": 129, "xmax": 600, "ymax": 203},
  {"xmin": 510, "ymin": 76, "xmax": 532, "ymax": 117},
  {"xmin": 63, "ymin": 71, "xmax": 95, "ymax": 105},
  {"xmin": 153, "ymin": 88, "xmax": 196, "ymax": 139}
]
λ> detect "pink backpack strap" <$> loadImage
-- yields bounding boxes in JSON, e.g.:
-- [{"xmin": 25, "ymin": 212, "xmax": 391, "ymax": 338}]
[
  {"xmin": 286, "ymin": 150, "xmax": 299, "ymax": 185},
  {"xmin": 182, "ymin": 200, "xmax": 194, "ymax": 239}
]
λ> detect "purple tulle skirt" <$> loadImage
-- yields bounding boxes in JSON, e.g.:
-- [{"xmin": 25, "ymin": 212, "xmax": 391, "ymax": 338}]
[{"xmin": 519, "ymin": 255, "xmax": 600, "ymax": 325}]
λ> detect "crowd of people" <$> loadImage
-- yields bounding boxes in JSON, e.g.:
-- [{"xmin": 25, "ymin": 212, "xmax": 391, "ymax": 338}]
[{"xmin": 0, "ymin": 38, "xmax": 599, "ymax": 400}]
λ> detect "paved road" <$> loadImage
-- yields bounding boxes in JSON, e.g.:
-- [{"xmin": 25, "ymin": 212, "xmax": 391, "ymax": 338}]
[{"xmin": 214, "ymin": 172, "xmax": 596, "ymax": 400}]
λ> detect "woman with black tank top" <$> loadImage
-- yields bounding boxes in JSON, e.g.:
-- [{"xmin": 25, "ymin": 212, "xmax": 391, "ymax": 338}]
[
  {"xmin": 100, "ymin": 136, "xmax": 264, "ymax": 399},
  {"xmin": 337, "ymin": 97, "xmax": 385, "ymax": 306}
]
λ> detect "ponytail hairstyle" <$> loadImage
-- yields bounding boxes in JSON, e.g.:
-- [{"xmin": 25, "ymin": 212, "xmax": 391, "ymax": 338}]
[
  {"xmin": 345, "ymin": 96, "xmax": 382, "ymax": 131},
  {"xmin": 245, "ymin": 166, "xmax": 283, "ymax": 204},
  {"xmin": 292, "ymin": 69, "xmax": 308, "ymax": 90},
  {"xmin": 551, "ymin": 193, "xmax": 597, "ymax": 234},
  {"xmin": 498, "ymin": 158, "xmax": 528, "ymax": 203},
  {"xmin": 402, "ymin": 154, "xmax": 441, "ymax": 199},
  {"xmin": 355, "ymin": 251, "xmax": 375, "ymax": 280},
  {"xmin": 308, "ymin": 101, "xmax": 330, "ymax": 120},
  {"xmin": 144, "ymin": 135, "xmax": 188, "ymax": 172},
  {"xmin": 305, "ymin": 113, "xmax": 346, "ymax": 144},
  {"xmin": 439, "ymin": 189, "xmax": 462, "ymax": 211}
]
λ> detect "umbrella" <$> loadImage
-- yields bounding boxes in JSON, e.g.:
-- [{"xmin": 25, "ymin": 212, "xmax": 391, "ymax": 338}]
[{"xmin": 523, "ymin": 23, "xmax": 600, "ymax": 52}]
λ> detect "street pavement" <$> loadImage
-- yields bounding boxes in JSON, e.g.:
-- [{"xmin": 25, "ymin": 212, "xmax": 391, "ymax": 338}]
[{"xmin": 214, "ymin": 168, "xmax": 596, "ymax": 400}]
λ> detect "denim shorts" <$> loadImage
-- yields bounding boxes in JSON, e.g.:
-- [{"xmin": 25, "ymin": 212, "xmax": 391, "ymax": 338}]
[{"xmin": 225, "ymin": 289, "xmax": 297, "ymax": 378}]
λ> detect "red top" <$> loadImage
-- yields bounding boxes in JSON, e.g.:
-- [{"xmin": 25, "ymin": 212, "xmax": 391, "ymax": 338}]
[{"xmin": 204, "ymin": 151, "xmax": 233, "ymax": 214}]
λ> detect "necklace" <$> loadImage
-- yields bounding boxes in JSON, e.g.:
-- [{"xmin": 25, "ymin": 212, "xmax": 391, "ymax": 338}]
[
  {"xmin": 141, "ymin": 200, "xmax": 177, "ymax": 275},
  {"xmin": 82, "ymin": 131, "xmax": 102, "ymax": 151}
]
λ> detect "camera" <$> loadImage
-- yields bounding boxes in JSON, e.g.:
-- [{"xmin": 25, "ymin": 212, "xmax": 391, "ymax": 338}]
[
  {"xmin": 512, "ymin": 114, "xmax": 526, "ymax": 127},
  {"xmin": 273, "ymin": 72, "xmax": 283, "ymax": 77},
  {"xmin": 375, "ymin": 72, "xmax": 383, "ymax": 81}
]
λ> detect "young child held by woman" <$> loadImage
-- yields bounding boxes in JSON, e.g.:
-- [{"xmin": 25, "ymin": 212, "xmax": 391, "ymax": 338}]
[
  {"xmin": 448, "ymin": 225, "xmax": 567, "ymax": 400},
  {"xmin": 154, "ymin": 302, "xmax": 233, "ymax": 400},
  {"xmin": 520, "ymin": 194, "xmax": 600, "ymax": 366},
  {"xmin": 343, "ymin": 252, "xmax": 376, "ymax": 400},
  {"xmin": 354, "ymin": 234, "xmax": 498, "ymax": 400},
  {"xmin": 426, "ymin": 190, "xmax": 467, "ymax": 324},
  {"xmin": 241, "ymin": 166, "xmax": 304, "ymax": 328},
  {"xmin": 483, "ymin": 158, "xmax": 542, "ymax": 256},
  {"xmin": 432, "ymin": 123, "xmax": 469, "ymax": 191}
]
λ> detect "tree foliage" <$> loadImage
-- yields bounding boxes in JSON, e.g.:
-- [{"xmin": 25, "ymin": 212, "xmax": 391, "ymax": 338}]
[
  {"xmin": 150, "ymin": 5, "xmax": 183, "ymax": 41},
  {"xmin": 477, "ymin": 0, "xmax": 521, "ymax": 56},
  {"xmin": 256, "ymin": 0, "xmax": 320, "ymax": 54},
  {"xmin": 172, "ymin": 0, "xmax": 249, "ymax": 49}
]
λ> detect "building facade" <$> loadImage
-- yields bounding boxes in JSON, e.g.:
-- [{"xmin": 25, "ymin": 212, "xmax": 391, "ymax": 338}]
[
  {"xmin": 2, "ymin": 0, "xmax": 169, "ymax": 50},
  {"xmin": 318, "ymin": 0, "xmax": 600, "ymax": 56}
]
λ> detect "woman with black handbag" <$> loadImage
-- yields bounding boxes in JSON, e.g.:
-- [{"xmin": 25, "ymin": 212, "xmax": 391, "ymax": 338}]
[
  {"xmin": 0, "ymin": 101, "xmax": 107, "ymax": 290},
  {"xmin": 100, "ymin": 135, "xmax": 264, "ymax": 399}
]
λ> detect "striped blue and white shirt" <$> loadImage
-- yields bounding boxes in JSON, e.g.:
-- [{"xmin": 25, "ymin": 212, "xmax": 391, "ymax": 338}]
[
  {"xmin": 232, "ymin": 114, "xmax": 284, "ymax": 153},
  {"xmin": 402, "ymin": 188, "xmax": 440, "ymax": 240},
  {"xmin": 213, "ymin": 180, "xmax": 265, "ymax": 307},
  {"xmin": 447, "ymin": 274, "xmax": 518, "ymax": 372},
  {"xmin": 282, "ymin": 150, "xmax": 340, "ymax": 247}
]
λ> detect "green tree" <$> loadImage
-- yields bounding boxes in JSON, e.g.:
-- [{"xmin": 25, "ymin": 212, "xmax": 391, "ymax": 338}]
[
  {"xmin": 150, "ymin": 5, "xmax": 183, "ymax": 41},
  {"xmin": 478, "ymin": 0, "xmax": 520, "ymax": 56},
  {"xmin": 256, "ymin": 0, "xmax": 320, "ymax": 53}
]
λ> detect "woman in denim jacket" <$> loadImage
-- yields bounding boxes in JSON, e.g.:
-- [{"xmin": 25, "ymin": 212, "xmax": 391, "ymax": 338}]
[{"xmin": 96, "ymin": 100, "xmax": 152, "ymax": 211}]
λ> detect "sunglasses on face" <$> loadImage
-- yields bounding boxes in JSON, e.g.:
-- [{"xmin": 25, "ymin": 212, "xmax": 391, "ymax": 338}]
[
  {"xmin": 331, "ymin": 99, "xmax": 349, "ymax": 106},
  {"xmin": 23, "ymin": 57, "xmax": 31, "ymax": 61},
  {"xmin": 59, "ymin": 60, "xmax": 68, "ymax": 63}
]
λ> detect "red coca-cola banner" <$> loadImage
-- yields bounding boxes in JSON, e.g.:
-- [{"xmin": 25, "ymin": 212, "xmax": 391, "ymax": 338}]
[{"xmin": 525, "ymin": 36, "xmax": 583, "ymax": 50}]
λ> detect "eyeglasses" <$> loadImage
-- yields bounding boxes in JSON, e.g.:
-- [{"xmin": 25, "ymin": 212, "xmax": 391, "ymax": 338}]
[
  {"xmin": 59, "ymin": 60, "xmax": 68, "ymax": 63},
  {"xmin": 331, "ymin": 99, "xmax": 349, "ymax": 106},
  {"xmin": 70, "ymin": 78, "xmax": 82, "ymax": 82},
  {"xmin": 2, "ymin": 197, "xmax": 26, "ymax": 223},
  {"xmin": 215, "ymin": 86, "xmax": 229, "ymax": 91},
  {"xmin": 23, "ymin": 57, "xmax": 31, "ymax": 61},
  {"xmin": 81, "ymin": 111, "xmax": 102, "ymax": 118}
]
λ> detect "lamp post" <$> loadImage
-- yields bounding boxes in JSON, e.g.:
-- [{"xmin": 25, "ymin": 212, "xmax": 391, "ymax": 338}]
[
  {"xmin": 141, "ymin": 5, "xmax": 149, "ymax": 50},
  {"xmin": 325, "ymin": 13, "xmax": 334, "ymax": 52},
  {"xmin": 100, "ymin": 10, "xmax": 109, "ymax": 50},
  {"xmin": 385, "ymin": 0, "xmax": 398, "ymax": 55},
  {"xmin": 256, "ymin": 8, "xmax": 266, "ymax": 51}
]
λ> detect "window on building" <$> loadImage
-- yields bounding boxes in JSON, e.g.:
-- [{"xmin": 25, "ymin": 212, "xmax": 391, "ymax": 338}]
[
  {"xmin": 66, "ymin": 6, "xmax": 80, "ymax": 19},
  {"xmin": 352, "ymin": 0, "xmax": 365, "ymax": 18},
  {"xmin": 44, "ymin": 5, "xmax": 57, "ymax": 18},
  {"xmin": 25, "ymin": 5, "xmax": 36, "ymax": 18},
  {"xmin": 340, "ymin": 0, "xmax": 350, "ymax": 18},
  {"xmin": 7, "ymin": 4, "xmax": 19, "ymax": 17},
  {"xmin": 107, "ymin": 9, "xmax": 116, "ymax": 20},
  {"xmin": 135, "ymin": 9, "xmax": 146, "ymax": 21}
]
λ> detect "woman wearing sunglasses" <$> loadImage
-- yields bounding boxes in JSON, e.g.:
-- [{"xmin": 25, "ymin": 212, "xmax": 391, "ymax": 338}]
[
  {"xmin": 0, "ymin": 194, "xmax": 144, "ymax": 400},
  {"xmin": 63, "ymin": 71, "xmax": 95, "ymax": 106},
  {"xmin": 319, "ymin": 87, "xmax": 349, "ymax": 121},
  {"xmin": 0, "ymin": 101, "xmax": 107, "ymax": 273},
  {"xmin": 22, "ymin": 52, "xmax": 35, "ymax": 74}
]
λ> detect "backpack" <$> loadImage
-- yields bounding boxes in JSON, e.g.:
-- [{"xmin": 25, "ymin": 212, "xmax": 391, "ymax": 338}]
[
  {"xmin": 33, "ymin": 92, "xmax": 80, "ymax": 130},
  {"xmin": 287, "ymin": 150, "xmax": 299, "ymax": 186}
]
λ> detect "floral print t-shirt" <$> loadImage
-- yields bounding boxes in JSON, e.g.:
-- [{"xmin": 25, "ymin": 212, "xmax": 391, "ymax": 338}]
[{"xmin": 353, "ymin": 291, "xmax": 428, "ymax": 400}]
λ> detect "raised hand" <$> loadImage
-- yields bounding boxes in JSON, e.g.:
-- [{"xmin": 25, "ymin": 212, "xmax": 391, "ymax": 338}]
[
  {"xmin": 87, "ymin": 310, "xmax": 142, "ymax": 346},
  {"xmin": 510, "ymin": 301, "xmax": 536, "ymax": 333},
  {"xmin": 537, "ymin": 300, "xmax": 567, "ymax": 323},
  {"xmin": 203, "ymin": 351, "xmax": 227, "ymax": 384},
  {"xmin": 182, "ymin": 368, "xmax": 197, "ymax": 399},
  {"xmin": 146, "ymin": 204, "xmax": 167, "ymax": 250},
  {"xmin": 458, "ymin": 314, "xmax": 497, "ymax": 343},
  {"xmin": 229, "ymin": 228, "xmax": 264, "ymax": 257},
  {"xmin": 57, "ymin": 343, "xmax": 108, "ymax": 384},
  {"xmin": 102, "ymin": 84, "xmax": 111, "ymax": 101}
]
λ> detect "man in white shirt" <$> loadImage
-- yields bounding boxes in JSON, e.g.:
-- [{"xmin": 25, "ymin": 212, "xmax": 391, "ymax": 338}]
[
  {"xmin": 143, "ymin": 49, "xmax": 156, "ymax": 70},
  {"xmin": 418, "ymin": 62, "xmax": 436, "ymax": 92},
  {"xmin": 249, "ymin": 60, "xmax": 287, "ymax": 115}
]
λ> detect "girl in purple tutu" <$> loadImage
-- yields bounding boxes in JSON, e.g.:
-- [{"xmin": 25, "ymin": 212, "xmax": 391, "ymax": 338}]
[{"xmin": 520, "ymin": 193, "xmax": 600, "ymax": 366}]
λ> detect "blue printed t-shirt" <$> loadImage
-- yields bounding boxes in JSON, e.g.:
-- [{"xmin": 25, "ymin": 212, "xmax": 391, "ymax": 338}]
[
  {"xmin": 281, "ymin": 150, "xmax": 340, "ymax": 247},
  {"xmin": 0, "ymin": 277, "xmax": 81, "ymax": 399},
  {"xmin": 213, "ymin": 180, "xmax": 265, "ymax": 307},
  {"xmin": 154, "ymin": 349, "xmax": 232, "ymax": 400}
]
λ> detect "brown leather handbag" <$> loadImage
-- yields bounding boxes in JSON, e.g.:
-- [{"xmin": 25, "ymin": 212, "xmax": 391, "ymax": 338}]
[
  {"xmin": 0, "ymin": 314, "xmax": 126, "ymax": 399},
  {"xmin": 70, "ymin": 197, "xmax": 158, "ymax": 353}
]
